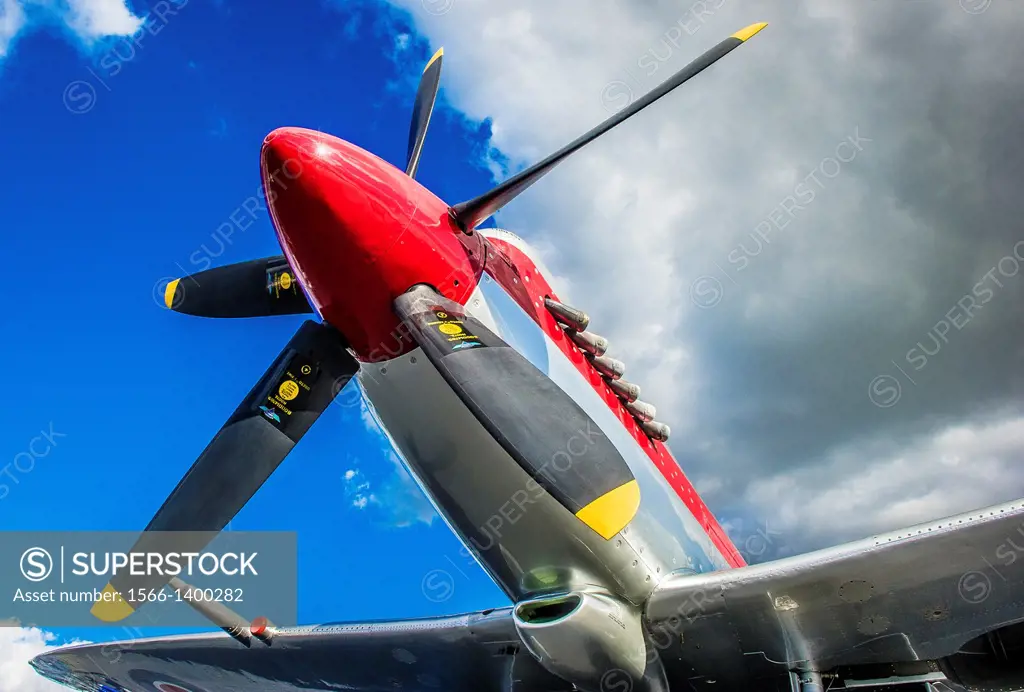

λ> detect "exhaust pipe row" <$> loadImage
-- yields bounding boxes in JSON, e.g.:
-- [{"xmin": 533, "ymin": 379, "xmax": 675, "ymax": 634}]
[{"xmin": 545, "ymin": 297, "xmax": 670, "ymax": 442}]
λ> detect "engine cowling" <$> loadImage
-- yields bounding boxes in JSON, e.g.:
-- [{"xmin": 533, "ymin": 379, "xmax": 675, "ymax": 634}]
[{"xmin": 513, "ymin": 590, "xmax": 648, "ymax": 692}]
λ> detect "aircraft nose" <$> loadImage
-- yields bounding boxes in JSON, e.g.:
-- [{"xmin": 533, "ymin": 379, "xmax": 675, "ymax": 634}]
[
  {"xmin": 260, "ymin": 126, "xmax": 404, "ymax": 268},
  {"xmin": 259, "ymin": 127, "xmax": 483, "ymax": 358}
]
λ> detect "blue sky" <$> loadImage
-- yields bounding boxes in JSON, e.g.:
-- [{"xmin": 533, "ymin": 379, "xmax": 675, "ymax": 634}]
[{"xmin": 0, "ymin": 0, "xmax": 507, "ymax": 651}]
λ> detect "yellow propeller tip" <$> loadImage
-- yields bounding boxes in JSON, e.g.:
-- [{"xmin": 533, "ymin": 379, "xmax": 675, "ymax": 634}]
[
  {"xmin": 575, "ymin": 480, "xmax": 641, "ymax": 540},
  {"xmin": 732, "ymin": 22, "xmax": 768, "ymax": 42},
  {"xmin": 90, "ymin": 583, "xmax": 135, "ymax": 622},
  {"xmin": 163, "ymin": 278, "xmax": 180, "ymax": 309},
  {"xmin": 425, "ymin": 47, "xmax": 444, "ymax": 70}
]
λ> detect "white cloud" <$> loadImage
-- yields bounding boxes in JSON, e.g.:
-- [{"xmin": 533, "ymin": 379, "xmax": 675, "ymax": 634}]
[
  {"xmin": 744, "ymin": 412, "xmax": 1024, "ymax": 549},
  {"xmin": 336, "ymin": 385, "xmax": 437, "ymax": 527},
  {"xmin": 63, "ymin": 0, "xmax": 143, "ymax": 40},
  {"xmin": 0, "ymin": 0, "xmax": 26, "ymax": 57},
  {"xmin": 0, "ymin": 0, "xmax": 143, "ymax": 60},
  {"xmin": 0, "ymin": 628, "xmax": 75, "ymax": 691}
]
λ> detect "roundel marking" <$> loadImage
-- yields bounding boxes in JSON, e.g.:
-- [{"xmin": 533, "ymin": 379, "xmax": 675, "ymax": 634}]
[{"xmin": 154, "ymin": 683, "xmax": 194, "ymax": 692}]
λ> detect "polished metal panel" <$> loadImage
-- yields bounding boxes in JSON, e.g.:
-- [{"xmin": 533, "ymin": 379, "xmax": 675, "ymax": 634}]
[
  {"xmin": 514, "ymin": 589, "xmax": 647, "ymax": 686},
  {"xmin": 646, "ymin": 497, "xmax": 1024, "ymax": 686},
  {"xmin": 31, "ymin": 608, "xmax": 575, "ymax": 692}
]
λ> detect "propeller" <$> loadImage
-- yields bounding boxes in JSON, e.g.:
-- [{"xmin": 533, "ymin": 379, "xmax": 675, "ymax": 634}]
[
  {"xmin": 449, "ymin": 22, "xmax": 768, "ymax": 231},
  {"xmin": 163, "ymin": 256, "xmax": 313, "ymax": 318},
  {"xmin": 91, "ymin": 320, "xmax": 359, "ymax": 622},
  {"xmin": 161, "ymin": 46, "xmax": 447, "ymax": 320},
  {"xmin": 406, "ymin": 47, "xmax": 444, "ymax": 178},
  {"xmin": 394, "ymin": 285, "xmax": 640, "ymax": 540}
]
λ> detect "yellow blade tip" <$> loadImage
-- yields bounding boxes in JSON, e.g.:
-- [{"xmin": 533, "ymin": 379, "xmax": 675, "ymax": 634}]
[
  {"xmin": 425, "ymin": 46, "xmax": 444, "ymax": 70},
  {"xmin": 732, "ymin": 22, "xmax": 768, "ymax": 42},
  {"xmin": 90, "ymin": 583, "xmax": 135, "ymax": 622},
  {"xmin": 575, "ymin": 480, "xmax": 641, "ymax": 540},
  {"xmin": 163, "ymin": 278, "xmax": 180, "ymax": 309}
]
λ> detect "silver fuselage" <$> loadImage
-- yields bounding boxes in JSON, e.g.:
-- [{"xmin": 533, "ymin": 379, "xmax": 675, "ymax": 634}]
[{"xmin": 359, "ymin": 252, "xmax": 731, "ymax": 608}]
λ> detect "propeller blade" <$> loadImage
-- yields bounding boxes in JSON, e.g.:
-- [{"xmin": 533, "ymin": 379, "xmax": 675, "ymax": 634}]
[
  {"xmin": 449, "ymin": 22, "xmax": 768, "ymax": 231},
  {"xmin": 163, "ymin": 255, "xmax": 314, "ymax": 318},
  {"xmin": 405, "ymin": 47, "xmax": 444, "ymax": 179},
  {"xmin": 394, "ymin": 285, "xmax": 640, "ymax": 541},
  {"xmin": 91, "ymin": 320, "xmax": 358, "ymax": 622}
]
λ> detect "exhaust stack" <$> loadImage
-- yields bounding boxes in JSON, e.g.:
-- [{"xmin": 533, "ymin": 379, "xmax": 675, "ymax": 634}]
[
  {"xmin": 640, "ymin": 421, "xmax": 670, "ymax": 442},
  {"xmin": 608, "ymin": 379, "xmax": 640, "ymax": 402},
  {"xmin": 590, "ymin": 355, "xmax": 625, "ymax": 380},
  {"xmin": 568, "ymin": 330, "xmax": 609, "ymax": 356},
  {"xmin": 625, "ymin": 400, "xmax": 656, "ymax": 423},
  {"xmin": 545, "ymin": 297, "xmax": 589, "ymax": 332}
]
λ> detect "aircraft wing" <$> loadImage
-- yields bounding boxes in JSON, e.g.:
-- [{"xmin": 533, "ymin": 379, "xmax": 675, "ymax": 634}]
[
  {"xmin": 30, "ymin": 607, "xmax": 572, "ymax": 692},
  {"xmin": 646, "ymin": 497, "xmax": 1024, "ymax": 687}
]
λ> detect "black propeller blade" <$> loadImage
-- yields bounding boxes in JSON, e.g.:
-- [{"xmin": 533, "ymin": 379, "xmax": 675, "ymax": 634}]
[
  {"xmin": 405, "ymin": 47, "xmax": 444, "ymax": 179},
  {"xmin": 449, "ymin": 22, "xmax": 768, "ymax": 231},
  {"xmin": 163, "ymin": 256, "xmax": 314, "ymax": 318},
  {"xmin": 91, "ymin": 320, "xmax": 358, "ymax": 622},
  {"xmin": 394, "ymin": 285, "xmax": 640, "ymax": 540}
]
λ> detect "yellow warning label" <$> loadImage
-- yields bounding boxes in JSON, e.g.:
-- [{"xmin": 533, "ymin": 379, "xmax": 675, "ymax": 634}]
[
  {"xmin": 279, "ymin": 380, "xmax": 300, "ymax": 401},
  {"xmin": 439, "ymin": 323, "xmax": 463, "ymax": 335}
]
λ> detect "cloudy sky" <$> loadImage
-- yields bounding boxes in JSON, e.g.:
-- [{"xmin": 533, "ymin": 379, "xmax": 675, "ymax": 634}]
[
  {"xmin": 385, "ymin": 0, "xmax": 1024, "ymax": 554},
  {"xmin": 3, "ymin": 0, "xmax": 1024, "ymax": 688}
]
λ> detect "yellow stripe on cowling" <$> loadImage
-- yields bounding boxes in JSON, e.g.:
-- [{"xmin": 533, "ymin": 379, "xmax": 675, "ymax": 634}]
[
  {"xmin": 90, "ymin": 583, "xmax": 136, "ymax": 622},
  {"xmin": 424, "ymin": 46, "xmax": 444, "ymax": 73},
  {"xmin": 575, "ymin": 480, "xmax": 641, "ymax": 540},
  {"xmin": 731, "ymin": 22, "xmax": 768, "ymax": 42},
  {"xmin": 163, "ymin": 278, "xmax": 180, "ymax": 309}
]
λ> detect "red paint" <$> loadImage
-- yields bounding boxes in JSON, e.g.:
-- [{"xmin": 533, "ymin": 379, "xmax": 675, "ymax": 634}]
[
  {"xmin": 250, "ymin": 616, "xmax": 268, "ymax": 635},
  {"xmin": 484, "ymin": 236, "xmax": 746, "ymax": 569},
  {"xmin": 154, "ymin": 683, "xmax": 193, "ymax": 692},
  {"xmin": 260, "ymin": 128, "xmax": 485, "ymax": 361}
]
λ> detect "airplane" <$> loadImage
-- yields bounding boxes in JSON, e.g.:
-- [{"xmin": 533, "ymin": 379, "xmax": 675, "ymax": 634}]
[{"xmin": 31, "ymin": 20, "xmax": 1024, "ymax": 692}]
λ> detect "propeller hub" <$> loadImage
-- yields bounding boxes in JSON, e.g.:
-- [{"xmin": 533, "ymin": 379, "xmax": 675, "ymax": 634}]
[{"xmin": 260, "ymin": 127, "xmax": 485, "ymax": 360}]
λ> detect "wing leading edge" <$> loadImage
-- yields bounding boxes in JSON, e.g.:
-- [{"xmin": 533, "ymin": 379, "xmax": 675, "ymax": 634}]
[
  {"xmin": 645, "ymin": 496, "xmax": 1024, "ymax": 686},
  {"xmin": 31, "ymin": 607, "xmax": 572, "ymax": 692}
]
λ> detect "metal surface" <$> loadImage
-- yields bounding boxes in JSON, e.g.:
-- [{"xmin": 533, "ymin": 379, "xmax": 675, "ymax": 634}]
[
  {"xmin": 646, "ymin": 497, "xmax": 1024, "ymax": 687},
  {"xmin": 360, "ymin": 271, "xmax": 733, "ymax": 608},
  {"xmin": 358, "ymin": 341, "xmax": 656, "ymax": 606},
  {"xmin": 31, "ymin": 608, "xmax": 572, "ymax": 692},
  {"xmin": 513, "ymin": 589, "xmax": 647, "ymax": 687}
]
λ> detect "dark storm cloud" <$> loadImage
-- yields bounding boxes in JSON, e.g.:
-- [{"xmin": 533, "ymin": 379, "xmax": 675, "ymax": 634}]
[{"xmin": 676, "ymin": 4, "xmax": 1024, "ymax": 483}]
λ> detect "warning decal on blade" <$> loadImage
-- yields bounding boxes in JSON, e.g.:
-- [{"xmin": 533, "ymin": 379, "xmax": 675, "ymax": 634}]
[
  {"xmin": 425, "ymin": 309, "xmax": 484, "ymax": 352},
  {"xmin": 267, "ymin": 263, "xmax": 299, "ymax": 300},
  {"xmin": 261, "ymin": 353, "xmax": 319, "ymax": 428}
]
